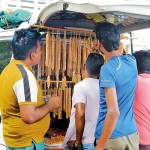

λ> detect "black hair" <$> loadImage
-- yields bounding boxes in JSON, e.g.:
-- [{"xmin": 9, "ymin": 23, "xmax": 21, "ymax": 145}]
[
  {"xmin": 86, "ymin": 53, "xmax": 104, "ymax": 76},
  {"xmin": 12, "ymin": 28, "xmax": 41, "ymax": 60},
  {"xmin": 133, "ymin": 50, "xmax": 150, "ymax": 74},
  {"xmin": 96, "ymin": 22, "xmax": 120, "ymax": 52}
]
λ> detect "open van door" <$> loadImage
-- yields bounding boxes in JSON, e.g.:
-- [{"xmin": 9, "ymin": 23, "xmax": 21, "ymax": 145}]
[
  {"xmin": 29, "ymin": 1, "xmax": 150, "ymax": 33},
  {"xmin": 1, "ymin": 1, "xmax": 150, "ymax": 39}
]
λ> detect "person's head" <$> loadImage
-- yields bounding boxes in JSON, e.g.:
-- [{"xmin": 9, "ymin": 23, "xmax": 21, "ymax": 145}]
[
  {"xmin": 133, "ymin": 50, "xmax": 150, "ymax": 74},
  {"xmin": 96, "ymin": 22, "xmax": 120, "ymax": 52},
  {"xmin": 12, "ymin": 28, "xmax": 41, "ymax": 63},
  {"xmin": 85, "ymin": 53, "xmax": 104, "ymax": 77}
]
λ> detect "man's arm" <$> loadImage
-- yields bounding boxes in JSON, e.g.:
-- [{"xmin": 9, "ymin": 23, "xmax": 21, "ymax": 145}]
[
  {"xmin": 96, "ymin": 87, "xmax": 120, "ymax": 150},
  {"xmin": 20, "ymin": 96, "xmax": 61, "ymax": 124},
  {"xmin": 75, "ymin": 103, "xmax": 85, "ymax": 144}
]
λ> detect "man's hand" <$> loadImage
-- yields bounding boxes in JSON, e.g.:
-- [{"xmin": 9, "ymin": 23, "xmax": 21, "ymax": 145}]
[
  {"xmin": 96, "ymin": 147, "xmax": 103, "ymax": 150},
  {"xmin": 67, "ymin": 140, "xmax": 83, "ymax": 150},
  {"xmin": 47, "ymin": 95, "xmax": 62, "ymax": 110},
  {"xmin": 95, "ymin": 141, "xmax": 104, "ymax": 150},
  {"xmin": 67, "ymin": 140, "xmax": 75, "ymax": 149}
]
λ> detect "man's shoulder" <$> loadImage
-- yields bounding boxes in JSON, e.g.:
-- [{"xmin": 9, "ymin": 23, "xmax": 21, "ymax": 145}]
[
  {"xmin": 75, "ymin": 78, "xmax": 98, "ymax": 86},
  {"xmin": 125, "ymin": 54, "xmax": 136, "ymax": 61},
  {"xmin": 74, "ymin": 79, "xmax": 85, "ymax": 89},
  {"xmin": 1, "ymin": 62, "xmax": 22, "ymax": 79},
  {"xmin": 104, "ymin": 54, "xmax": 136, "ymax": 68}
]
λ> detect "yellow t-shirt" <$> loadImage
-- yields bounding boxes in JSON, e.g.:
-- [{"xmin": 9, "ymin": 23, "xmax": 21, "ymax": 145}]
[{"xmin": 0, "ymin": 59, "xmax": 50, "ymax": 148}]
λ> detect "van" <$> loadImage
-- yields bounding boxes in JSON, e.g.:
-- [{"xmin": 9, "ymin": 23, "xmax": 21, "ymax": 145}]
[
  {"xmin": 1, "ymin": 1, "xmax": 150, "ymax": 73},
  {"xmin": 0, "ymin": 1, "xmax": 150, "ymax": 149}
]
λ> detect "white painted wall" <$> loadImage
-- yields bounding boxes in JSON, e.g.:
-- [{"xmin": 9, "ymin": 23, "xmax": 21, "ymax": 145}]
[
  {"xmin": 132, "ymin": 29, "xmax": 150, "ymax": 51},
  {"xmin": 1, "ymin": 0, "xmax": 150, "ymax": 13}
]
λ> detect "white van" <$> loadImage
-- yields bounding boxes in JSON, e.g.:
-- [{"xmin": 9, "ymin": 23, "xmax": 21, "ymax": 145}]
[
  {"xmin": 29, "ymin": 1, "xmax": 150, "ymax": 33},
  {"xmin": 1, "ymin": 1, "xmax": 150, "ymax": 72},
  {"xmin": 1, "ymin": 1, "xmax": 150, "ymax": 149},
  {"xmin": 1, "ymin": 1, "xmax": 150, "ymax": 38}
]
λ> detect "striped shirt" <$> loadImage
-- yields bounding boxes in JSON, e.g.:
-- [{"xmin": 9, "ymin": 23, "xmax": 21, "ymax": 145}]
[
  {"xmin": 0, "ymin": 59, "xmax": 50, "ymax": 148},
  {"xmin": 13, "ymin": 64, "xmax": 38, "ymax": 104}
]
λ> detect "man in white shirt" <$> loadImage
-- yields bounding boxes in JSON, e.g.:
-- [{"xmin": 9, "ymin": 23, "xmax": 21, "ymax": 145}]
[{"xmin": 62, "ymin": 53, "xmax": 104, "ymax": 150}]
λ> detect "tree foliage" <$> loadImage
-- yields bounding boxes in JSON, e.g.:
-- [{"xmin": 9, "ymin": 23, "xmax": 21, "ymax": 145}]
[{"xmin": 0, "ymin": 40, "xmax": 12, "ymax": 73}]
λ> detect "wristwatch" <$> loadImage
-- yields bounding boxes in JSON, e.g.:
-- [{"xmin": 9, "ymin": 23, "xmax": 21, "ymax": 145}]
[{"xmin": 74, "ymin": 142, "xmax": 83, "ymax": 150}]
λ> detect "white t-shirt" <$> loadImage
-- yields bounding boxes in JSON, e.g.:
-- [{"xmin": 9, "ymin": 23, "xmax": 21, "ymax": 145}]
[{"xmin": 62, "ymin": 78, "xmax": 100, "ymax": 147}]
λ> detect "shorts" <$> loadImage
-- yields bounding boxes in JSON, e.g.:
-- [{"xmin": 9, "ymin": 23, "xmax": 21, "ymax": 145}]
[
  {"xmin": 6, "ymin": 140, "xmax": 44, "ymax": 150},
  {"xmin": 96, "ymin": 132, "xmax": 139, "ymax": 150}
]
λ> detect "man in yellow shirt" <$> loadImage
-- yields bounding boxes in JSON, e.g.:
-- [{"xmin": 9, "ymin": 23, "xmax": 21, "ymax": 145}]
[{"xmin": 0, "ymin": 29, "xmax": 61, "ymax": 150}]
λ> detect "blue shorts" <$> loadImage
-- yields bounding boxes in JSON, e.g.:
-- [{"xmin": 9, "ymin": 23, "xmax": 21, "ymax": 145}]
[
  {"xmin": 82, "ymin": 143, "xmax": 94, "ymax": 150},
  {"xmin": 6, "ymin": 140, "xmax": 44, "ymax": 150}
]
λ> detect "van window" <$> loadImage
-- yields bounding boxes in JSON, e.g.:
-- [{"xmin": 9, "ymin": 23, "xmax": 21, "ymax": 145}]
[{"xmin": 0, "ymin": 40, "xmax": 12, "ymax": 73}]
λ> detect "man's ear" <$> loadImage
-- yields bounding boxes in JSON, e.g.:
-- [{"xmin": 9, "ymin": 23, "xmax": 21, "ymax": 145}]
[
  {"xmin": 29, "ymin": 51, "xmax": 35, "ymax": 60},
  {"xmin": 97, "ymin": 40, "xmax": 102, "ymax": 48}
]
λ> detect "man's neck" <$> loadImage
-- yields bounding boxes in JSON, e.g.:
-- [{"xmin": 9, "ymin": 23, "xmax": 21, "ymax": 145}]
[
  {"xmin": 20, "ymin": 59, "xmax": 32, "ymax": 68},
  {"xmin": 86, "ymin": 73, "xmax": 98, "ymax": 79},
  {"xmin": 106, "ymin": 50, "xmax": 123, "ymax": 61}
]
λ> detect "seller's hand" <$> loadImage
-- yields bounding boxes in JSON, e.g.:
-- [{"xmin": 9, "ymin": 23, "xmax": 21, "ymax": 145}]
[
  {"xmin": 47, "ymin": 95, "xmax": 62, "ymax": 111},
  {"xmin": 67, "ymin": 140, "xmax": 75, "ymax": 149}
]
